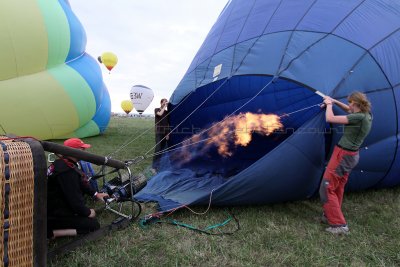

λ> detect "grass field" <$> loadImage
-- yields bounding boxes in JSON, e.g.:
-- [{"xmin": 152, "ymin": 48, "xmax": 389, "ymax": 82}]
[{"xmin": 49, "ymin": 117, "xmax": 400, "ymax": 266}]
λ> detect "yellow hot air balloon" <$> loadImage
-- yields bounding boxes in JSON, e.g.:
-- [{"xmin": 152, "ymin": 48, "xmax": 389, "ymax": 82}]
[
  {"xmin": 121, "ymin": 100, "xmax": 133, "ymax": 115},
  {"xmin": 98, "ymin": 52, "xmax": 118, "ymax": 72}
]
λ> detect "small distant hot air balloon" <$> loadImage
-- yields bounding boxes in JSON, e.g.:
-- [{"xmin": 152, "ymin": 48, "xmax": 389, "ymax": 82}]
[
  {"xmin": 98, "ymin": 52, "xmax": 118, "ymax": 72},
  {"xmin": 130, "ymin": 85, "xmax": 154, "ymax": 114},
  {"xmin": 121, "ymin": 100, "xmax": 133, "ymax": 115}
]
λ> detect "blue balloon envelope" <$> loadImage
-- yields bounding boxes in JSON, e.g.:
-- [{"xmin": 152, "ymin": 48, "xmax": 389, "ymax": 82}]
[{"xmin": 136, "ymin": 0, "xmax": 400, "ymax": 211}]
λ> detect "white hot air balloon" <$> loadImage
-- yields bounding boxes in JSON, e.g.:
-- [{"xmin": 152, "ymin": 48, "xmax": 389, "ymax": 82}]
[{"xmin": 130, "ymin": 85, "xmax": 154, "ymax": 114}]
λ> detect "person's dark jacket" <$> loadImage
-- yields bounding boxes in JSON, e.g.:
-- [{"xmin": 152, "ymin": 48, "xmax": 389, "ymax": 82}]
[
  {"xmin": 47, "ymin": 158, "xmax": 96, "ymax": 217},
  {"xmin": 154, "ymin": 108, "xmax": 170, "ymax": 135}
]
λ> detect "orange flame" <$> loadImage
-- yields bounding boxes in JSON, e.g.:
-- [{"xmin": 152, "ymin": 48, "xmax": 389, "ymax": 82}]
[{"xmin": 176, "ymin": 112, "xmax": 283, "ymax": 163}]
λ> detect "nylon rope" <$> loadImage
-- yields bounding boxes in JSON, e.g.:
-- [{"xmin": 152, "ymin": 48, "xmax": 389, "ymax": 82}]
[
  {"xmin": 0, "ymin": 124, "xmax": 7, "ymax": 135},
  {"xmin": 140, "ymin": 189, "xmax": 216, "ymax": 226}
]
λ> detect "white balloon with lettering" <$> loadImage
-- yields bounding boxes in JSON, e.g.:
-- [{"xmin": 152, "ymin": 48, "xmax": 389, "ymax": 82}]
[{"xmin": 129, "ymin": 85, "xmax": 154, "ymax": 114}]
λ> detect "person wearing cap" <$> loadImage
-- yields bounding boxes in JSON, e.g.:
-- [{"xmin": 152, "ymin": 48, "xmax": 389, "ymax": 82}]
[
  {"xmin": 47, "ymin": 138, "xmax": 109, "ymax": 238},
  {"xmin": 64, "ymin": 138, "xmax": 99, "ymax": 190}
]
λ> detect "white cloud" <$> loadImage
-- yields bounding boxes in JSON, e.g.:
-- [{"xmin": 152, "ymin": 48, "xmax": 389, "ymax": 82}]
[{"xmin": 68, "ymin": 0, "xmax": 228, "ymax": 113}]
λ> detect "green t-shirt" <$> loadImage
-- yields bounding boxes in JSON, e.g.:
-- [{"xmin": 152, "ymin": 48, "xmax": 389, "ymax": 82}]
[{"xmin": 338, "ymin": 112, "xmax": 372, "ymax": 151}]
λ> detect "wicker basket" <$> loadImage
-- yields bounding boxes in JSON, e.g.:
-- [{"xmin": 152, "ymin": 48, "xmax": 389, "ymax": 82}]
[{"xmin": 0, "ymin": 137, "xmax": 47, "ymax": 267}]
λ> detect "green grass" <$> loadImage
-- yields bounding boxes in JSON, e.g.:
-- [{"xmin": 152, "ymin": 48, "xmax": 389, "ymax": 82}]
[{"xmin": 49, "ymin": 117, "xmax": 400, "ymax": 266}]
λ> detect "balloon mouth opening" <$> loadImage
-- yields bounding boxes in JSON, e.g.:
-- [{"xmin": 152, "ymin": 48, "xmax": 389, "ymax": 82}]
[{"xmin": 167, "ymin": 75, "xmax": 323, "ymax": 177}]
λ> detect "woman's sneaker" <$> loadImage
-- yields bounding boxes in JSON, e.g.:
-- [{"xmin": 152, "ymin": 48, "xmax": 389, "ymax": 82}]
[{"xmin": 325, "ymin": 225, "xmax": 349, "ymax": 235}]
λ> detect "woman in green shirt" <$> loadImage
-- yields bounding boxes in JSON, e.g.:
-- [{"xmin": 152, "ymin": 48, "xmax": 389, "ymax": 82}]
[{"xmin": 319, "ymin": 92, "xmax": 372, "ymax": 235}]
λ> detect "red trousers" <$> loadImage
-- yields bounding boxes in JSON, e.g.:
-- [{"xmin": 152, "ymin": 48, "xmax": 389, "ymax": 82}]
[{"xmin": 319, "ymin": 146, "xmax": 359, "ymax": 226}]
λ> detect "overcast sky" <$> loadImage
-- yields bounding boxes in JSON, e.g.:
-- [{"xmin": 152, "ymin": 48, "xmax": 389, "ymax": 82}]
[{"xmin": 68, "ymin": 0, "xmax": 228, "ymax": 114}]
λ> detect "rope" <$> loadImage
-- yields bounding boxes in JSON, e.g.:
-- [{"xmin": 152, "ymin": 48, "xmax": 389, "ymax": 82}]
[
  {"xmin": 279, "ymin": 103, "xmax": 322, "ymax": 118},
  {"xmin": 153, "ymin": 210, "xmax": 240, "ymax": 236},
  {"xmin": 148, "ymin": 134, "xmax": 218, "ymax": 159},
  {"xmin": 0, "ymin": 124, "xmax": 6, "ymax": 135},
  {"xmin": 142, "ymin": 189, "xmax": 216, "ymax": 222}
]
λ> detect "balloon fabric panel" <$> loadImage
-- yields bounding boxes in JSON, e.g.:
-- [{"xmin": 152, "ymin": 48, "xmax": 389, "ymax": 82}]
[
  {"xmin": 38, "ymin": 0, "xmax": 70, "ymax": 68},
  {"xmin": 0, "ymin": 1, "xmax": 48, "ymax": 79},
  {"xmin": 0, "ymin": 0, "xmax": 111, "ymax": 140},
  {"xmin": 0, "ymin": 72, "xmax": 79, "ymax": 139}
]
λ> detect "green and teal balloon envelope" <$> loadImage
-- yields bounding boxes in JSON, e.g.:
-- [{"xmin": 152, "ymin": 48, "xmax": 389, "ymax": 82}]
[{"xmin": 0, "ymin": 0, "xmax": 111, "ymax": 140}]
